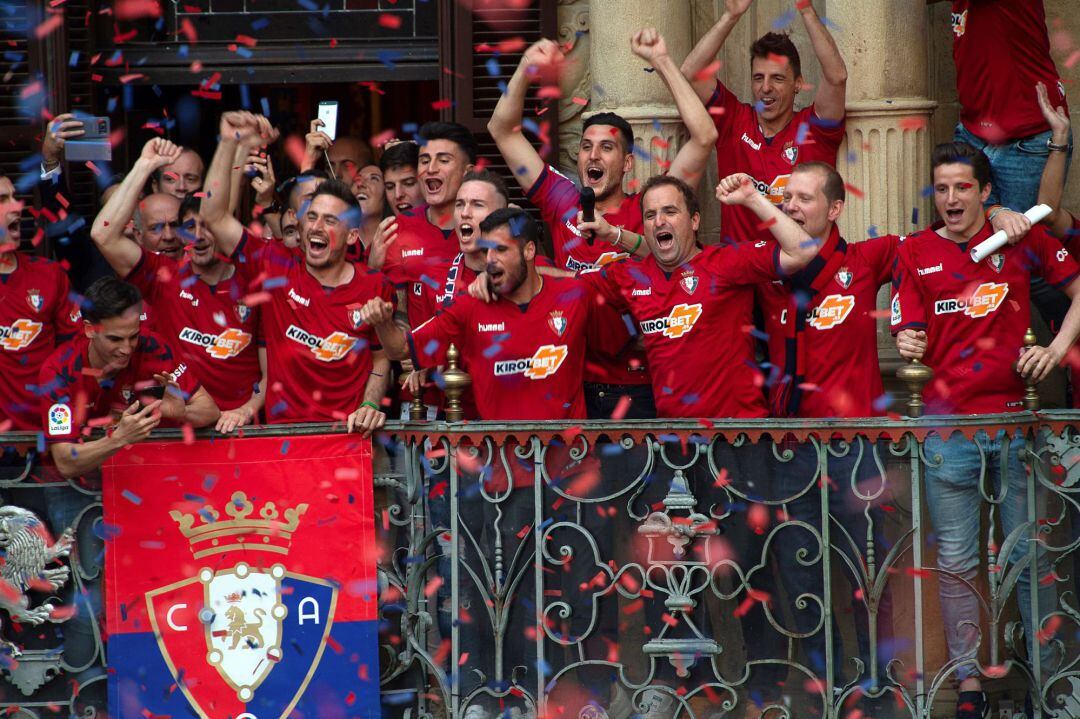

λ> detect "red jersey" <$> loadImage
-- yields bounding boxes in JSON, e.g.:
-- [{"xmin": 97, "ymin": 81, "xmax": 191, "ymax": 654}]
[
  {"xmin": 0, "ymin": 254, "xmax": 81, "ymax": 431},
  {"xmin": 125, "ymin": 249, "xmax": 261, "ymax": 411},
  {"xmin": 408, "ymin": 275, "xmax": 594, "ymax": 421},
  {"xmin": 760, "ymin": 232, "xmax": 900, "ymax": 418},
  {"xmin": 381, "ymin": 206, "xmax": 460, "ymax": 320},
  {"xmin": 891, "ymin": 222, "xmax": 1079, "ymax": 415},
  {"xmin": 526, "ymin": 165, "xmax": 649, "ymax": 386},
  {"xmin": 38, "ymin": 331, "xmax": 200, "ymax": 443},
  {"xmin": 412, "ymin": 252, "xmax": 480, "ymax": 326},
  {"xmin": 232, "ymin": 231, "xmax": 395, "ymax": 423},
  {"xmin": 583, "ymin": 242, "xmax": 782, "ymax": 419},
  {"xmin": 951, "ymin": 0, "xmax": 1068, "ymax": 143},
  {"xmin": 709, "ymin": 81, "xmax": 845, "ymax": 243}
]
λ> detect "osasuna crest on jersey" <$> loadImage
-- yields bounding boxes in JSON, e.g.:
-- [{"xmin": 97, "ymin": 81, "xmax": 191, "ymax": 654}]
[
  {"xmin": 680, "ymin": 272, "xmax": 699, "ymax": 295},
  {"xmin": 988, "ymin": 253, "xmax": 1005, "ymax": 273},
  {"xmin": 235, "ymin": 302, "xmax": 251, "ymax": 323},
  {"xmin": 548, "ymin": 310, "xmax": 567, "ymax": 337},
  {"xmin": 348, "ymin": 306, "xmax": 364, "ymax": 330},
  {"xmin": 782, "ymin": 142, "xmax": 799, "ymax": 166},
  {"xmin": 835, "ymin": 267, "xmax": 853, "ymax": 289},
  {"xmin": 26, "ymin": 289, "xmax": 43, "ymax": 312},
  {"xmin": 146, "ymin": 492, "xmax": 338, "ymax": 718}
]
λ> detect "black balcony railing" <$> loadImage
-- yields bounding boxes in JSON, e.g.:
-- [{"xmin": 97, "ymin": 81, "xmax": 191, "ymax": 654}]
[{"xmin": 1, "ymin": 413, "xmax": 1078, "ymax": 718}]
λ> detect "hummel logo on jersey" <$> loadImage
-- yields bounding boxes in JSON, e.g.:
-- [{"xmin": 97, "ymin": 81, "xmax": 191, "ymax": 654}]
[
  {"xmin": 494, "ymin": 344, "xmax": 569, "ymax": 380},
  {"xmin": 632, "ymin": 288, "xmax": 652, "ymax": 296},
  {"xmin": 401, "ymin": 249, "xmax": 424, "ymax": 258},
  {"xmin": 917, "ymin": 263, "xmax": 942, "ymax": 276},
  {"xmin": 179, "ymin": 327, "xmax": 253, "ymax": 359},
  {"xmin": 640, "ymin": 304, "xmax": 702, "ymax": 339},
  {"xmin": 934, "ymin": 282, "xmax": 1009, "ymax": 319},
  {"xmin": 808, "ymin": 295, "xmax": 856, "ymax": 330},
  {"xmin": 0, "ymin": 319, "xmax": 43, "ymax": 351},
  {"xmin": 288, "ymin": 288, "xmax": 310, "ymax": 307},
  {"xmin": 286, "ymin": 324, "xmax": 357, "ymax": 362},
  {"xmin": 179, "ymin": 289, "xmax": 198, "ymax": 306},
  {"xmin": 741, "ymin": 133, "xmax": 761, "ymax": 151},
  {"xmin": 478, "ymin": 322, "xmax": 505, "ymax": 332}
]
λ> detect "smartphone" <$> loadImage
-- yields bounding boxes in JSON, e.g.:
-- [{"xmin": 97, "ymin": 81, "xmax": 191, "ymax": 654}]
[
  {"xmin": 139, "ymin": 384, "xmax": 166, "ymax": 401},
  {"xmin": 64, "ymin": 114, "xmax": 111, "ymax": 162},
  {"xmin": 317, "ymin": 101, "xmax": 339, "ymax": 142},
  {"xmin": 579, "ymin": 187, "xmax": 596, "ymax": 245}
]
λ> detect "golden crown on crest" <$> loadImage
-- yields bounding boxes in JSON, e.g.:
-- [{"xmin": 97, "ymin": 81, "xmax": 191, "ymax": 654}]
[{"xmin": 169, "ymin": 491, "xmax": 308, "ymax": 559}]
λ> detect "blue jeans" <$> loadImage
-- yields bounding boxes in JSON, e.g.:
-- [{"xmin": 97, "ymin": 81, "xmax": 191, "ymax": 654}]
[
  {"xmin": 953, "ymin": 124, "xmax": 1071, "ymax": 212},
  {"xmin": 922, "ymin": 430, "xmax": 1055, "ymax": 682},
  {"xmin": 773, "ymin": 438, "xmax": 894, "ymax": 689}
]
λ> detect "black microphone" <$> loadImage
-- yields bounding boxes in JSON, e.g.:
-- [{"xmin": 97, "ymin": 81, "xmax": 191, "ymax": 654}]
[{"xmin": 580, "ymin": 187, "xmax": 596, "ymax": 245}]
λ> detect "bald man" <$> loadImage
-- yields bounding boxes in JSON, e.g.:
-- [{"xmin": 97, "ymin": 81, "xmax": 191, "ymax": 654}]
[{"xmin": 151, "ymin": 147, "xmax": 204, "ymax": 200}]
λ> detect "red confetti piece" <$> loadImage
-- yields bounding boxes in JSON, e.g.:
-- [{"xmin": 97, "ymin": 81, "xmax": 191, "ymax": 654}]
[
  {"xmin": 35, "ymin": 15, "xmax": 63, "ymax": 39},
  {"xmin": 844, "ymin": 182, "xmax": 865, "ymax": 199},
  {"xmin": 693, "ymin": 60, "xmax": 721, "ymax": 82},
  {"xmin": 898, "ymin": 116, "xmax": 927, "ymax": 131},
  {"xmin": 431, "ymin": 99, "xmax": 453, "ymax": 110},
  {"xmin": 115, "ymin": 0, "xmax": 162, "ymax": 20},
  {"xmin": 378, "ymin": 13, "xmax": 402, "ymax": 29}
]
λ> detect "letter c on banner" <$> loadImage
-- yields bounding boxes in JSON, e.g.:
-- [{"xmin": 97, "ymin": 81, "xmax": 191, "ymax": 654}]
[
  {"xmin": 167, "ymin": 603, "xmax": 188, "ymax": 631},
  {"xmin": 238, "ymin": 714, "xmax": 258, "ymax": 719},
  {"xmin": 298, "ymin": 597, "xmax": 320, "ymax": 625}
]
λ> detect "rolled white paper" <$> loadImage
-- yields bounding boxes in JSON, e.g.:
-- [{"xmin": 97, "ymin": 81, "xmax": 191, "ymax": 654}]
[{"xmin": 970, "ymin": 204, "xmax": 1053, "ymax": 262}]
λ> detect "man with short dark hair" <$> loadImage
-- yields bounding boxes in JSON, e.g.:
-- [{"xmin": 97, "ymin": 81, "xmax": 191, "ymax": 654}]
[
  {"xmin": 202, "ymin": 111, "xmax": 394, "ymax": 433},
  {"xmin": 38, "ymin": 277, "xmax": 219, "ymax": 478},
  {"xmin": 681, "ymin": 0, "xmax": 848, "ymax": 244},
  {"xmin": 151, "ymin": 147, "xmax": 204, "ymax": 200},
  {"xmin": 0, "ymin": 170, "xmax": 83, "ymax": 431},
  {"xmin": 489, "ymin": 28, "xmax": 719, "ymax": 422},
  {"xmin": 379, "ymin": 141, "xmax": 423, "ymax": 217},
  {"xmin": 91, "ymin": 138, "xmax": 266, "ymax": 432},
  {"xmin": 891, "ymin": 141, "xmax": 1079, "ymax": 719}
]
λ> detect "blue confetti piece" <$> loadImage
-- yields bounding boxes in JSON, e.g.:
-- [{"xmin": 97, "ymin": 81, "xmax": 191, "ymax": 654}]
[
  {"xmin": 376, "ymin": 50, "xmax": 401, "ymax": 68},
  {"xmin": 68, "ymin": 51, "xmax": 79, "ymax": 67},
  {"xmin": 867, "ymin": 225, "xmax": 879, "ymax": 238},
  {"xmin": 261, "ymin": 96, "xmax": 271, "ymax": 118},
  {"xmin": 772, "ymin": 9, "xmax": 796, "ymax": 30},
  {"xmin": 236, "ymin": 47, "xmax": 253, "ymax": 59},
  {"xmin": 239, "ymin": 84, "xmax": 251, "ymax": 109},
  {"xmin": 122, "ymin": 489, "xmax": 142, "ymax": 505},
  {"xmin": 486, "ymin": 57, "xmax": 500, "ymax": 77},
  {"xmin": 251, "ymin": 17, "xmax": 270, "ymax": 31},
  {"xmin": 280, "ymin": 439, "xmax": 290, "ymax": 455}
]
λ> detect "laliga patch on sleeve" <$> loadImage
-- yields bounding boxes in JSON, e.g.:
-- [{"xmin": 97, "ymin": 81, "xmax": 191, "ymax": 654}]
[
  {"xmin": 48, "ymin": 403, "xmax": 72, "ymax": 436},
  {"xmin": 890, "ymin": 294, "xmax": 901, "ymax": 326}
]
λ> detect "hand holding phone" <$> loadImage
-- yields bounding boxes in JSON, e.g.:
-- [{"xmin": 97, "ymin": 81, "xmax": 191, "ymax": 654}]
[{"xmin": 317, "ymin": 101, "xmax": 339, "ymax": 142}]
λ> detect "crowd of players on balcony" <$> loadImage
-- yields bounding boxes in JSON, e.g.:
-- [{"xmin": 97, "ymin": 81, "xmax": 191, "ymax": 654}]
[{"xmin": 0, "ymin": 2, "xmax": 1076, "ymax": 716}]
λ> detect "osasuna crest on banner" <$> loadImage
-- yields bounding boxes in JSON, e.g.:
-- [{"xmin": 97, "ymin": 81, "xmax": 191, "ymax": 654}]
[{"xmin": 105, "ymin": 435, "xmax": 379, "ymax": 719}]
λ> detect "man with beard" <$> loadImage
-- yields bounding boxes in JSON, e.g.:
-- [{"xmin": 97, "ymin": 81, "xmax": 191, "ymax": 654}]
[
  {"xmin": 201, "ymin": 111, "xmax": 394, "ymax": 434},
  {"xmin": 379, "ymin": 141, "xmax": 423, "ymax": 217},
  {"xmin": 489, "ymin": 29, "xmax": 718, "ymax": 423},
  {"xmin": 681, "ymin": 0, "xmax": 848, "ymax": 245},
  {"xmin": 91, "ymin": 138, "xmax": 266, "ymax": 433},
  {"xmin": 0, "ymin": 170, "xmax": 83, "ymax": 431}
]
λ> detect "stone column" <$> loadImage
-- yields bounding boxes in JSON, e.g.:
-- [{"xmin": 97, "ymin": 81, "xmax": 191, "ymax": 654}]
[{"xmin": 587, "ymin": 1, "xmax": 694, "ymax": 188}]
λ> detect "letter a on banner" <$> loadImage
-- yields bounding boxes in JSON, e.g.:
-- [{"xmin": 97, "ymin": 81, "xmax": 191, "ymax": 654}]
[{"xmin": 104, "ymin": 434, "xmax": 379, "ymax": 718}]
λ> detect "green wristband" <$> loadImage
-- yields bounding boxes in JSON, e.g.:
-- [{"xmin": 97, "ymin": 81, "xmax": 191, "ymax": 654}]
[
  {"xmin": 630, "ymin": 233, "xmax": 643, "ymax": 254},
  {"xmin": 360, "ymin": 401, "xmax": 381, "ymax": 412}
]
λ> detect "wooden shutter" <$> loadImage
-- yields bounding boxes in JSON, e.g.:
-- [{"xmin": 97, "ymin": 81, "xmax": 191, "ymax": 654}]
[{"xmin": 443, "ymin": 0, "xmax": 559, "ymax": 210}]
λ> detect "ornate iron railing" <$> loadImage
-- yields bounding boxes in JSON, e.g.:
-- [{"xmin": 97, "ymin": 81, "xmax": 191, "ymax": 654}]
[{"xmin": 1, "ymin": 413, "xmax": 1078, "ymax": 718}]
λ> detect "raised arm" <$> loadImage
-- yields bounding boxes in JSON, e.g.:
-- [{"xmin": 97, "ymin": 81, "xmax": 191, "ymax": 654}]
[
  {"xmin": 487, "ymin": 39, "xmax": 562, "ymax": 193},
  {"xmin": 202, "ymin": 112, "xmax": 278, "ymax": 256},
  {"xmin": 716, "ymin": 173, "xmax": 816, "ymax": 273},
  {"xmin": 680, "ymin": 0, "xmax": 754, "ymax": 103},
  {"xmin": 798, "ymin": 2, "xmax": 847, "ymax": 122},
  {"xmin": 359, "ymin": 298, "xmax": 409, "ymax": 361},
  {"xmin": 632, "ymin": 29, "xmax": 719, "ymax": 188},
  {"xmin": 90, "ymin": 138, "xmax": 182, "ymax": 276},
  {"xmin": 1035, "ymin": 81, "xmax": 1075, "ymax": 238}
]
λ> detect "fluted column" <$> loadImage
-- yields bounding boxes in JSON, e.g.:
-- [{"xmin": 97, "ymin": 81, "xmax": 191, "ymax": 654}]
[{"xmin": 587, "ymin": 1, "xmax": 694, "ymax": 187}]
